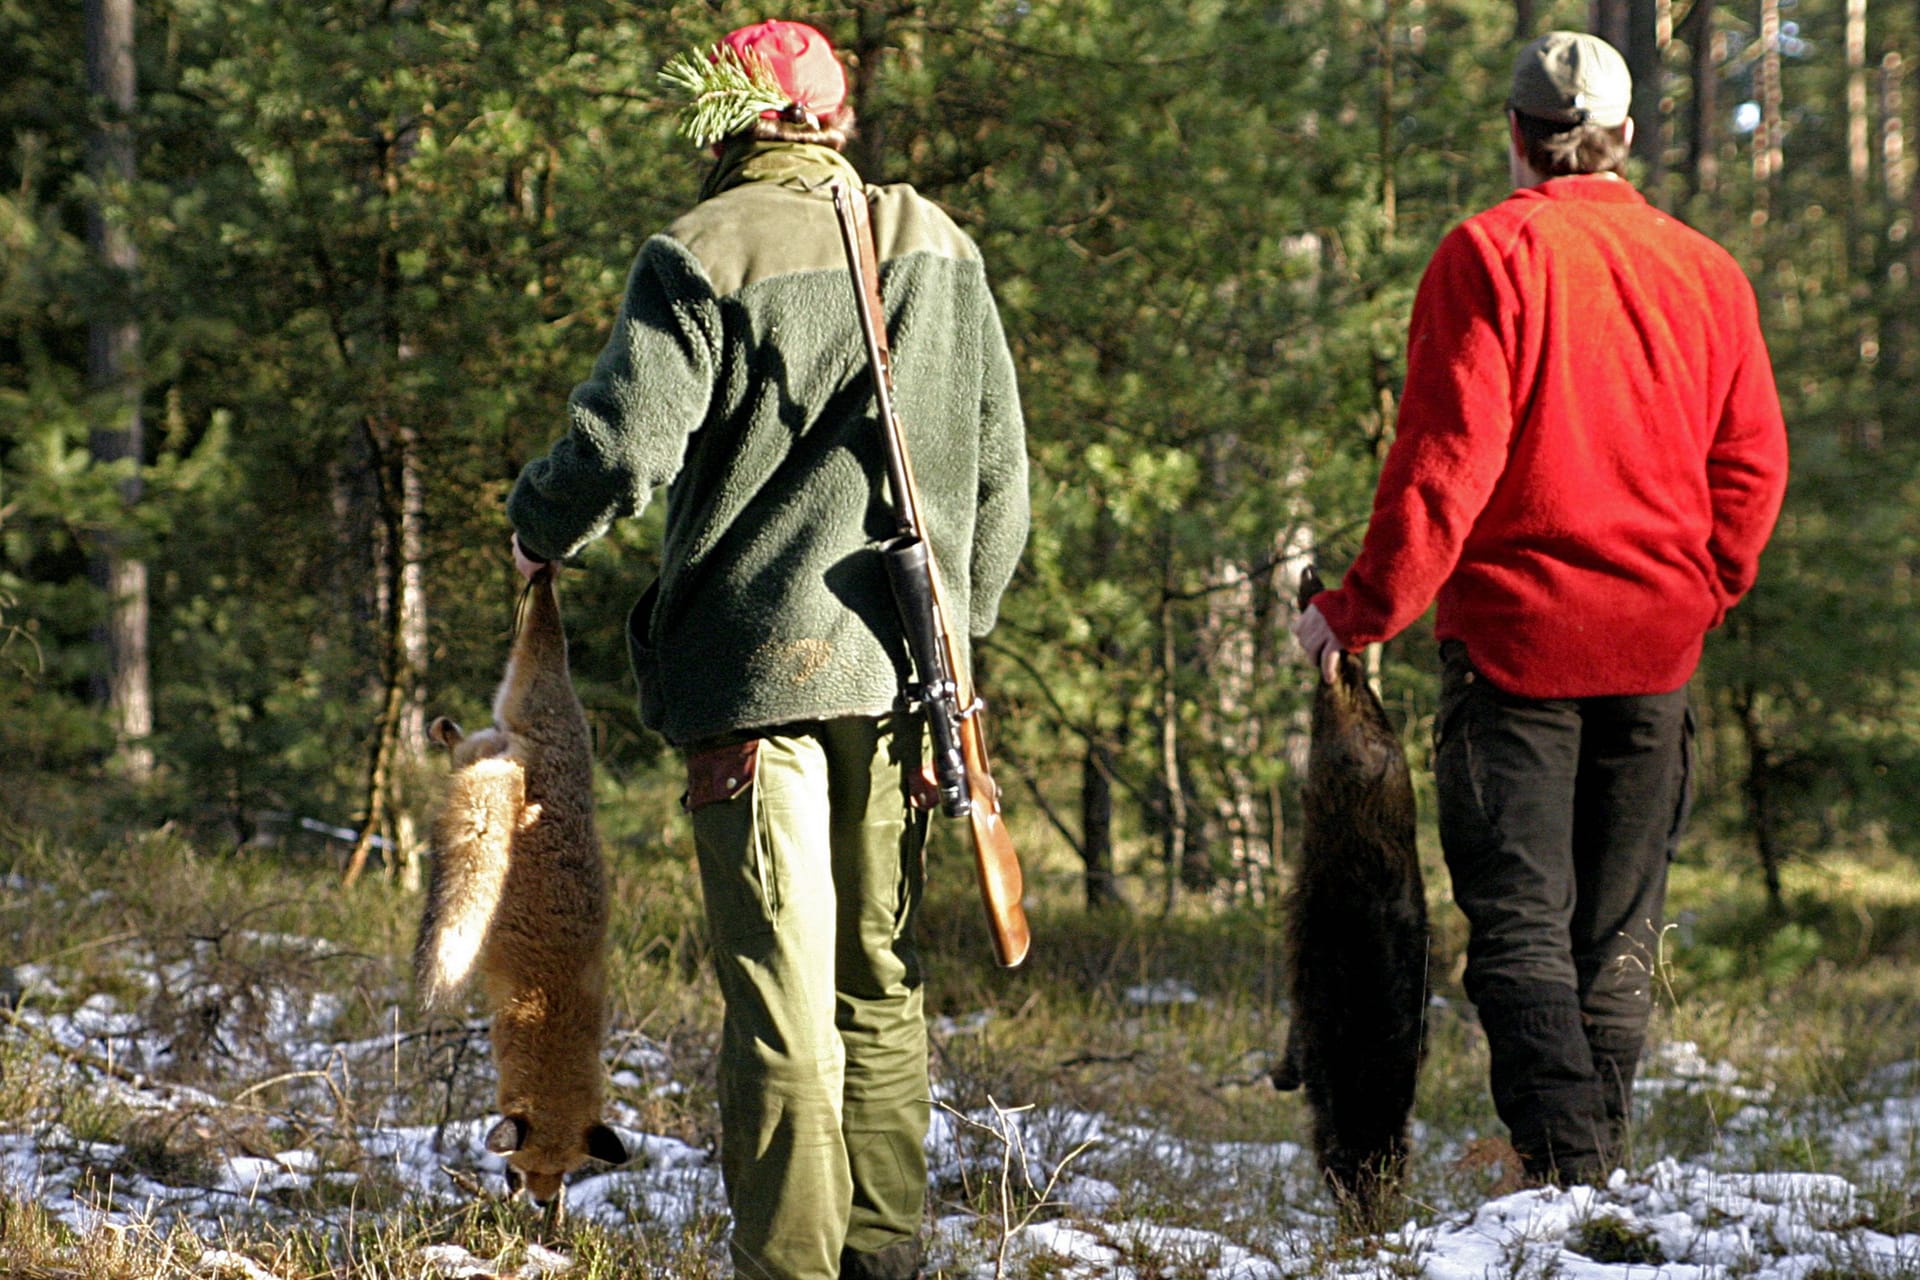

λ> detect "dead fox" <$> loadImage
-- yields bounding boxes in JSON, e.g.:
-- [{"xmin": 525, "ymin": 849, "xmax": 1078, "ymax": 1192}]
[{"xmin": 416, "ymin": 563, "xmax": 628, "ymax": 1209}]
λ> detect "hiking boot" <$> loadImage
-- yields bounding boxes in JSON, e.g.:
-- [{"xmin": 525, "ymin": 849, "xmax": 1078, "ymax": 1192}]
[
  {"xmin": 1475, "ymin": 981, "xmax": 1610, "ymax": 1185},
  {"xmin": 840, "ymin": 1238, "xmax": 922, "ymax": 1280},
  {"xmin": 1586, "ymin": 1020, "xmax": 1645, "ymax": 1171}
]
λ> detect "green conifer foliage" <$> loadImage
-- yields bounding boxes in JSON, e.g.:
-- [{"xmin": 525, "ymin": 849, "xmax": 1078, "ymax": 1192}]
[
  {"xmin": 2, "ymin": 0, "xmax": 1918, "ymax": 897},
  {"xmin": 659, "ymin": 45, "xmax": 789, "ymax": 148}
]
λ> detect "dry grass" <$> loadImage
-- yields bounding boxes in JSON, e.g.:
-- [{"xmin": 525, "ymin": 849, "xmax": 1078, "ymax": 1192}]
[{"xmin": 5, "ymin": 797, "xmax": 1920, "ymax": 1277}]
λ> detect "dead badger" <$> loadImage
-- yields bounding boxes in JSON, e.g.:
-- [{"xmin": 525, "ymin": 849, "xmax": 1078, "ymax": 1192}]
[{"xmin": 1274, "ymin": 566, "xmax": 1431, "ymax": 1226}]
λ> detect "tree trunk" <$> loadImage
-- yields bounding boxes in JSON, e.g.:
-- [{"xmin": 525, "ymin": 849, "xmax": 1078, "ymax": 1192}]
[
  {"xmin": 1590, "ymin": 0, "xmax": 1662, "ymax": 177},
  {"xmin": 1849, "ymin": 0, "xmax": 1870, "ymax": 191},
  {"xmin": 1080, "ymin": 743, "xmax": 1119, "ymax": 908},
  {"xmin": 1630, "ymin": 0, "xmax": 1666, "ymax": 179},
  {"xmin": 1885, "ymin": 53, "xmax": 1909, "ymax": 203},
  {"xmin": 1685, "ymin": 0, "xmax": 1720, "ymax": 200},
  {"xmin": 345, "ymin": 413, "xmax": 424, "ymax": 888},
  {"xmin": 345, "ymin": 114, "xmax": 431, "ymax": 890},
  {"xmin": 1754, "ymin": 0, "xmax": 1783, "ymax": 222},
  {"xmin": 1890, "ymin": 49, "xmax": 1920, "ymax": 392},
  {"xmin": 1907, "ymin": 45, "xmax": 1920, "ymax": 298},
  {"xmin": 1376, "ymin": 0, "xmax": 1397, "ymax": 238},
  {"xmin": 354, "ymin": 413, "xmax": 427, "ymax": 888},
  {"xmin": 1197, "ymin": 556, "xmax": 1277, "ymax": 904},
  {"xmin": 1592, "ymin": 0, "xmax": 1630, "ymax": 64},
  {"xmin": 846, "ymin": 0, "xmax": 902, "ymax": 180},
  {"xmin": 1075, "ymin": 511, "xmax": 1123, "ymax": 910},
  {"xmin": 1734, "ymin": 685, "xmax": 1787, "ymax": 914},
  {"xmin": 1157, "ymin": 536, "xmax": 1189, "ymax": 915},
  {"xmin": 85, "ymin": 0, "xmax": 152, "ymax": 782},
  {"xmin": 392, "ymin": 413, "xmax": 428, "ymax": 891},
  {"xmin": 1178, "ymin": 762, "xmax": 1214, "ymax": 894},
  {"xmin": 1369, "ymin": 2, "xmax": 1400, "ymax": 458}
]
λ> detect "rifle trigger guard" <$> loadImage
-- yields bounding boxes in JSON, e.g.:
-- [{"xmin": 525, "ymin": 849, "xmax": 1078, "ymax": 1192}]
[{"xmin": 898, "ymin": 680, "xmax": 961, "ymax": 715}]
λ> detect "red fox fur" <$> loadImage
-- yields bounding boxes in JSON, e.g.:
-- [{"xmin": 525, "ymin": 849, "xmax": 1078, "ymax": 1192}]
[{"xmin": 416, "ymin": 564, "xmax": 627, "ymax": 1207}]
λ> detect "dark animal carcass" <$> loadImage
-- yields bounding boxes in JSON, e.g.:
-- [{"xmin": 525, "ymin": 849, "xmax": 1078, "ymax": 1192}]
[{"xmin": 1273, "ymin": 566, "xmax": 1431, "ymax": 1226}]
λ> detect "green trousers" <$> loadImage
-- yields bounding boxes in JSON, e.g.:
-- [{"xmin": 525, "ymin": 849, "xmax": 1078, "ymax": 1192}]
[{"xmin": 689, "ymin": 717, "xmax": 930, "ymax": 1280}]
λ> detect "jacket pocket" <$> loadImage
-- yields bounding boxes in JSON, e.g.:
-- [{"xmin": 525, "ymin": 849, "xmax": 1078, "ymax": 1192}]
[{"xmin": 627, "ymin": 578, "xmax": 664, "ymax": 731}]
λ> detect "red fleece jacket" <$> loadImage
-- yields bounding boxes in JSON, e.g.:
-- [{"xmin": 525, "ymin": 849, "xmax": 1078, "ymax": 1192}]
[{"xmin": 1313, "ymin": 175, "xmax": 1788, "ymax": 698}]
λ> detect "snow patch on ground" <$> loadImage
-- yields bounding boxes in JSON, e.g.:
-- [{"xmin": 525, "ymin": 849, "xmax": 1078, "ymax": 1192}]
[{"xmin": 4, "ymin": 940, "xmax": 1918, "ymax": 1277}]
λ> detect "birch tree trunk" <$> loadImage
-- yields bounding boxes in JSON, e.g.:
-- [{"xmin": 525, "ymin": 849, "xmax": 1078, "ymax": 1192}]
[
  {"xmin": 1754, "ymin": 0, "xmax": 1784, "ymax": 222},
  {"xmin": 392, "ymin": 412, "xmax": 428, "ymax": 890},
  {"xmin": 1891, "ymin": 51, "xmax": 1920, "ymax": 386},
  {"xmin": 1157, "ymin": 535, "xmax": 1190, "ymax": 914},
  {"xmin": 1198, "ymin": 557, "xmax": 1275, "ymax": 904},
  {"xmin": 1910, "ymin": 51, "xmax": 1920, "ymax": 379},
  {"xmin": 1377, "ymin": 0, "xmax": 1397, "ymax": 237},
  {"xmin": 345, "ymin": 118, "xmax": 428, "ymax": 890},
  {"xmin": 1885, "ymin": 53, "xmax": 1909, "ymax": 203},
  {"xmin": 1905, "ymin": 46, "xmax": 1920, "ymax": 294},
  {"xmin": 344, "ymin": 412, "xmax": 426, "ymax": 889},
  {"xmin": 1849, "ymin": 0, "xmax": 1871, "ymax": 191}
]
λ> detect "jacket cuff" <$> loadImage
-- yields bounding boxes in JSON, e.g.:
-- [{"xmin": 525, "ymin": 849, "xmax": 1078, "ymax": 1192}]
[
  {"xmin": 512, "ymin": 529, "xmax": 559, "ymax": 564},
  {"xmin": 1310, "ymin": 589, "xmax": 1362, "ymax": 650}
]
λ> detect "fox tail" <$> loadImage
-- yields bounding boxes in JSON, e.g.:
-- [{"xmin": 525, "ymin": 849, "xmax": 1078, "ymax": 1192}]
[{"xmin": 415, "ymin": 752, "xmax": 522, "ymax": 1009}]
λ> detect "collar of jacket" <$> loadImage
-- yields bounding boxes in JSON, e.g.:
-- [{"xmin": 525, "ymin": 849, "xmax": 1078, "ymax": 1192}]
[
  {"xmin": 699, "ymin": 140, "xmax": 864, "ymax": 202},
  {"xmin": 1516, "ymin": 173, "xmax": 1646, "ymax": 206}
]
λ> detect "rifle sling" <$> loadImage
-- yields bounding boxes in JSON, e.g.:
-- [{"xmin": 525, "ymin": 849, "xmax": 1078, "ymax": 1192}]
[
  {"xmin": 846, "ymin": 191, "xmax": 893, "ymax": 397},
  {"xmin": 842, "ymin": 188, "xmax": 968, "ymax": 704}
]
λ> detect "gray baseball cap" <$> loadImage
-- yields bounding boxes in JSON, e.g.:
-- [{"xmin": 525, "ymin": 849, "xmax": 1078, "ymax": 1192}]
[{"xmin": 1509, "ymin": 32, "xmax": 1632, "ymax": 128}]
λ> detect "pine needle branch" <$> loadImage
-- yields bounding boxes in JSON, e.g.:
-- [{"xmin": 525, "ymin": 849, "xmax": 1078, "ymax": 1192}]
[{"xmin": 659, "ymin": 46, "xmax": 789, "ymax": 149}]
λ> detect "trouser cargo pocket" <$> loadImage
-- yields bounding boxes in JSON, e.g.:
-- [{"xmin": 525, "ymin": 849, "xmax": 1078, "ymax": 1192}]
[
  {"xmin": 687, "ymin": 737, "xmax": 780, "ymax": 941},
  {"xmin": 684, "ymin": 738, "xmax": 760, "ymax": 813}
]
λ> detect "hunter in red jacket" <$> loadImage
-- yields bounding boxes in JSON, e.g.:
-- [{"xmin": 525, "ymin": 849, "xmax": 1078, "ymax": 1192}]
[{"xmin": 1295, "ymin": 32, "xmax": 1787, "ymax": 1186}]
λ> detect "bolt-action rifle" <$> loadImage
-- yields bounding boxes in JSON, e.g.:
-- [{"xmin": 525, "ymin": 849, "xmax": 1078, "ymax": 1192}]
[{"xmin": 830, "ymin": 181, "xmax": 1030, "ymax": 969}]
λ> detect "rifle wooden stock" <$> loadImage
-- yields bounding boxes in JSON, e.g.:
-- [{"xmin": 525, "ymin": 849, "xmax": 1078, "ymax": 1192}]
[
  {"xmin": 958, "ymin": 708, "xmax": 1029, "ymax": 967},
  {"xmin": 830, "ymin": 181, "xmax": 1030, "ymax": 969}
]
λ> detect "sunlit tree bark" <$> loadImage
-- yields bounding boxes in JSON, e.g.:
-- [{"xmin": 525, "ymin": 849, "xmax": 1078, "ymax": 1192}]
[
  {"xmin": 85, "ymin": 0, "xmax": 152, "ymax": 781},
  {"xmin": 1754, "ymin": 0, "xmax": 1784, "ymax": 221},
  {"xmin": 1685, "ymin": 0, "xmax": 1722, "ymax": 199}
]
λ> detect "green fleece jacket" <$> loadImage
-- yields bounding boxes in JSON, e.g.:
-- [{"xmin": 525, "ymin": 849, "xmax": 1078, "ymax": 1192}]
[{"xmin": 507, "ymin": 142, "xmax": 1030, "ymax": 746}]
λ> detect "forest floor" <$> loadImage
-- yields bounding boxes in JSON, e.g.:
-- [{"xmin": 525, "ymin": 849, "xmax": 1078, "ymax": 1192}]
[{"xmin": 3, "ymin": 800, "xmax": 1919, "ymax": 1278}]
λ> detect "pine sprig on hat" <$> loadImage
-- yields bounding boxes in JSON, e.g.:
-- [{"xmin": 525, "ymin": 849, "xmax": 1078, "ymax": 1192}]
[{"xmin": 660, "ymin": 45, "xmax": 789, "ymax": 148}]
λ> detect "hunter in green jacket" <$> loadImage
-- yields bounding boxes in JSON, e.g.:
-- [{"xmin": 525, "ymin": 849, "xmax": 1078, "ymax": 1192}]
[
  {"xmin": 507, "ymin": 90, "xmax": 1027, "ymax": 752},
  {"xmin": 506, "ymin": 20, "xmax": 1029, "ymax": 1280}
]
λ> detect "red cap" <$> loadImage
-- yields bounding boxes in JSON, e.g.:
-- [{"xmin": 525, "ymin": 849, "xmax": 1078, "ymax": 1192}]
[{"xmin": 719, "ymin": 20, "xmax": 847, "ymax": 120}]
